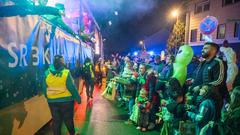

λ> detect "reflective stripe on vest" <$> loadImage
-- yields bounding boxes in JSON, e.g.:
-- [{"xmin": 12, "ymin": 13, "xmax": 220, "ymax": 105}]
[
  {"xmin": 46, "ymin": 69, "xmax": 72, "ymax": 99},
  {"xmin": 90, "ymin": 64, "xmax": 95, "ymax": 78}
]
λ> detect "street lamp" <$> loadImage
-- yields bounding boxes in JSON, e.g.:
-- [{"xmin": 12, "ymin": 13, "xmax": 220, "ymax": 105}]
[
  {"xmin": 171, "ymin": 9, "xmax": 179, "ymax": 21},
  {"xmin": 139, "ymin": 40, "xmax": 146, "ymax": 51}
]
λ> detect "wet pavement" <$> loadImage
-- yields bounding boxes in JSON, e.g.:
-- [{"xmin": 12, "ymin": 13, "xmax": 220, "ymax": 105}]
[{"xmin": 36, "ymin": 85, "xmax": 160, "ymax": 135}]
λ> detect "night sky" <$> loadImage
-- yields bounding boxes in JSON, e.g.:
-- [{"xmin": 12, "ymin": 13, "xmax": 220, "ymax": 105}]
[{"xmin": 87, "ymin": 0, "xmax": 181, "ymax": 56}]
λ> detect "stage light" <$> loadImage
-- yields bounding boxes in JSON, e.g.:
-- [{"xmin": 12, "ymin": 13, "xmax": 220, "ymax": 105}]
[
  {"xmin": 149, "ymin": 51, "xmax": 154, "ymax": 56},
  {"xmin": 108, "ymin": 21, "xmax": 112, "ymax": 26},
  {"xmin": 134, "ymin": 52, "xmax": 138, "ymax": 56},
  {"xmin": 114, "ymin": 11, "xmax": 118, "ymax": 16}
]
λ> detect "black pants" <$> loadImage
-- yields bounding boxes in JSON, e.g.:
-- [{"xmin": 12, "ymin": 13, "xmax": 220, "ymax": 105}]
[
  {"xmin": 138, "ymin": 111, "xmax": 149, "ymax": 128},
  {"xmin": 149, "ymin": 97, "xmax": 160, "ymax": 124},
  {"xmin": 95, "ymin": 72, "xmax": 102, "ymax": 85},
  {"xmin": 85, "ymin": 80, "xmax": 94, "ymax": 98},
  {"xmin": 48, "ymin": 101, "xmax": 75, "ymax": 135}
]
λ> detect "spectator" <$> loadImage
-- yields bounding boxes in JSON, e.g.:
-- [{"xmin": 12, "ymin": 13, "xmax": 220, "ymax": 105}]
[
  {"xmin": 151, "ymin": 55, "xmax": 164, "ymax": 76},
  {"xmin": 221, "ymin": 86, "xmax": 240, "ymax": 135},
  {"xmin": 187, "ymin": 56, "xmax": 200, "ymax": 79},
  {"xmin": 220, "ymin": 40, "xmax": 238, "ymax": 91},
  {"xmin": 191, "ymin": 42, "xmax": 227, "ymax": 120},
  {"xmin": 136, "ymin": 89, "xmax": 151, "ymax": 132},
  {"xmin": 187, "ymin": 85, "xmax": 216, "ymax": 135}
]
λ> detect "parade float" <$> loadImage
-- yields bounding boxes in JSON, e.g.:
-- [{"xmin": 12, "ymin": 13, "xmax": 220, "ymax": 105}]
[{"xmin": 0, "ymin": 0, "xmax": 103, "ymax": 134}]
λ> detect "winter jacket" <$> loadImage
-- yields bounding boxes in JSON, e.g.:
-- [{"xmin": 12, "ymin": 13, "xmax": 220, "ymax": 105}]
[
  {"xmin": 192, "ymin": 57, "xmax": 225, "ymax": 87},
  {"xmin": 188, "ymin": 99, "xmax": 216, "ymax": 135},
  {"xmin": 222, "ymin": 106, "xmax": 240, "ymax": 135},
  {"xmin": 137, "ymin": 96, "xmax": 151, "ymax": 112}
]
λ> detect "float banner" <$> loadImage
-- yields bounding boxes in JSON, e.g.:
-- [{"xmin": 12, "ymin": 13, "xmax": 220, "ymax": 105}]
[{"xmin": 0, "ymin": 18, "xmax": 93, "ymax": 109}]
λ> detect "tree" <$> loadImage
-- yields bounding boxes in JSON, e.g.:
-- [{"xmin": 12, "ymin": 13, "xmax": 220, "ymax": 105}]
[{"xmin": 167, "ymin": 20, "xmax": 185, "ymax": 55}]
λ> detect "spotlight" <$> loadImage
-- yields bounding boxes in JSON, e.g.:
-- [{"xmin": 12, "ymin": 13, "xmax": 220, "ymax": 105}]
[
  {"xmin": 114, "ymin": 11, "xmax": 118, "ymax": 16},
  {"xmin": 108, "ymin": 21, "xmax": 112, "ymax": 26},
  {"xmin": 134, "ymin": 52, "xmax": 138, "ymax": 56},
  {"xmin": 149, "ymin": 51, "xmax": 154, "ymax": 56}
]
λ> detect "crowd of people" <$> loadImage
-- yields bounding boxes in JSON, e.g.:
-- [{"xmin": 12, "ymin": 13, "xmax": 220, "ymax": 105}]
[
  {"xmin": 42, "ymin": 40, "xmax": 240, "ymax": 135},
  {"xmin": 94, "ymin": 40, "xmax": 240, "ymax": 135}
]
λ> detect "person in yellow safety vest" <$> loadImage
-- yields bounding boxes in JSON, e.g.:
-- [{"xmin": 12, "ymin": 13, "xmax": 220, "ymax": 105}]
[
  {"xmin": 94, "ymin": 60, "xmax": 102, "ymax": 87},
  {"xmin": 82, "ymin": 57, "xmax": 95, "ymax": 100},
  {"xmin": 43, "ymin": 55, "xmax": 81, "ymax": 135}
]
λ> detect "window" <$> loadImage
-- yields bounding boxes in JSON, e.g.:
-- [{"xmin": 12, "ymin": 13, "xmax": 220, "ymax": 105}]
[
  {"xmin": 234, "ymin": 22, "xmax": 240, "ymax": 37},
  {"xmin": 224, "ymin": 0, "xmax": 234, "ymax": 5},
  {"xmin": 195, "ymin": 0, "xmax": 210, "ymax": 14},
  {"xmin": 191, "ymin": 29, "xmax": 198, "ymax": 42},
  {"xmin": 195, "ymin": 5, "xmax": 203, "ymax": 14},
  {"xmin": 203, "ymin": 3, "xmax": 210, "ymax": 11},
  {"xmin": 200, "ymin": 33, "xmax": 204, "ymax": 41},
  {"xmin": 217, "ymin": 24, "xmax": 226, "ymax": 39},
  {"xmin": 223, "ymin": 0, "xmax": 240, "ymax": 6}
]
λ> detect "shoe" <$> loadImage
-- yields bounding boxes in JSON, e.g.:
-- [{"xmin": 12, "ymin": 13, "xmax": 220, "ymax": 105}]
[
  {"xmin": 148, "ymin": 123, "xmax": 155, "ymax": 130},
  {"xmin": 124, "ymin": 119, "xmax": 133, "ymax": 125},
  {"xmin": 136, "ymin": 126, "xmax": 141, "ymax": 130},
  {"xmin": 141, "ymin": 128, "xmax": 147, "ymax": 132}
]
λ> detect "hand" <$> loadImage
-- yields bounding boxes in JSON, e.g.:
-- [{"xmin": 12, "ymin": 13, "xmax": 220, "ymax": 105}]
[
  {"xmin": 161, "ymin": 99, "xmax": 167, "ymax": 106},
  {"xmin": 158, "ymin": 107, "xmax": 162, "ymax": 112},
  {"xmin": 187, "ymin": 111, "xmax": 195, "ymax": 118},
  {"xmin": 156, "ymin": 118, "xmax": 162, "ymax": 124},
  {"xmin": 225, "ymin": 103, "xmax": 230, "ymax": 111},
  {"xmin": 193, "ymin": 86, "xmax": 200, "ymax": 93},
  {"xmin": 208, "ymin": 121, "xmax": 214, "ymax": 128},
  {"xmin": 158, "ymin": 91, "xmax": 163, "ymax": 98},
  {"xmin": 185, "ymin": 104, "xmax": 191, "ymax": 111},
  {"xmin": 147, "ymin": 69, "xmax": 154, "ymax": 76},
  {"xmin": 199, "ymin": 121, "xmax": 214, "ymax": 135}
]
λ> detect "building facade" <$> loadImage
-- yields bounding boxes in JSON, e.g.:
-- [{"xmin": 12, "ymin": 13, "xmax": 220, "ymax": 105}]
[{"xmin": 185, "ymin": 0, "xmax": 240, "ymax": 52}]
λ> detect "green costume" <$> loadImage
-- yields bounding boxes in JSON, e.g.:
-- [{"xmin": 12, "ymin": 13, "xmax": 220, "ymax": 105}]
[{"xmin": 172, "ymin": 45, "xmax": 194, "ymax": 86}]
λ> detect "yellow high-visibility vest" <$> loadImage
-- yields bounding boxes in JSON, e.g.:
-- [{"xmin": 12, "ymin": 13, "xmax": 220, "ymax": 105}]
[
  {"xmin": 90, "ymin": 64, "xmax": 95, "ymax": 78},
  {"xmin": 46, "ymin": 69, "xmax": 72, "ymax": 99},
  {"xmin": 83, "ymin": 63, "xmax": 95, "ymax": 78},
  {"xmin": 95, "ymin": 65, "xmax": 100, "ymax": 72}
]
